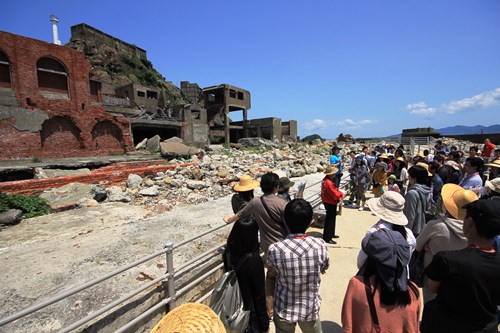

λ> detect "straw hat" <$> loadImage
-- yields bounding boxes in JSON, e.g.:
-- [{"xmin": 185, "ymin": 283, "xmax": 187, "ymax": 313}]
[
  {"xmin": 279, "ymin": 177, "xmax": 295, "ymax": 192},
  {"xmin": 379, "ymin": 153, "xmax": 389, "ymax": 160},
  {"xmin": 416, "ymin": 152, "xmax": 425, "ymax": 158},
  {"xmin": 485, "ymin": 160, "xmax": 500, "ymax": 168},
  {"xmin": 444, "ymin": 160, "xmax": 460, "ymax": 171},
  {"xmin": 485, "ymin": 178, "xmax": 500, "ymax": 193},
  {"xmin": 150, "ymin": 303, "xmax": 225, "ymax": 333},
  {"xmin": 395, "ymin": 157, "xmax": 406, "ymax": 163},
  {"xmin": 233, "ymin": 175, "xmax": 259, "ymax": 192},
  {"xmin": 367, "ymin": 191, "xmax": 408, "ymax": 225},
  {"xmin": 441, "ymin": 184, "xmax": 478, "ymax": 220},
  {"xmin": 416, "ymin": 162, "xmax": 432, "ymax": 176},
  {"xmin": 324, "ymin": 166, "xmax": 339, "ymax": 175}
]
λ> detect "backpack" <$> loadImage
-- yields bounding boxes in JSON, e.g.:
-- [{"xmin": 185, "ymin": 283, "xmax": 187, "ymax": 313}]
[{"xmin": 209, "ymin": 255, "xmax": 250, "ymax": 333}]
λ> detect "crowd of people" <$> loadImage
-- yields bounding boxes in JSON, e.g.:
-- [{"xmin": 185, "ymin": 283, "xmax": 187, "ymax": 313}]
[{"xmin": 219, "ymin": 137, "xmax": 500, "ymax": 333}]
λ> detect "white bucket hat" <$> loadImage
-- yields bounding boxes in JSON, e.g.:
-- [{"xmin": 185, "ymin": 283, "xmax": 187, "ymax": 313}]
[
  {"xmin": 485, "ymin": 178, "xmax": 500, "ymax": 193},
  {"xmin": 367, "ymin": 191, "xmax": 408, "ymax": 225}
]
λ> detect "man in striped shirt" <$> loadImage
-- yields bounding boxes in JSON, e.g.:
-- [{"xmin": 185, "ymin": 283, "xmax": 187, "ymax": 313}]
[{"xmin": 267, "ymin": 199, "xmax": 329, "ymax": 333}]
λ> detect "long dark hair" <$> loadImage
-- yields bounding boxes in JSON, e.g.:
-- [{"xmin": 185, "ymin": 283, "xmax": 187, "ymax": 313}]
[
  {"xmin": 225, "ymin": 218, "xmax": 260, "ymax": 269},
  {"xmin": 238, "ymin": 189, "xmax": 254, "ymax": 203},
  {"xmin": 363, "ymin": 258, "xmax": 419, "ymax": 306}
]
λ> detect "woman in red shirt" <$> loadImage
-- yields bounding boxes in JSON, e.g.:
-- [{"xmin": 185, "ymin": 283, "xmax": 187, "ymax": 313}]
[{"xmin": 321, "ymin": 166, "xmax": 345, "ymax": 244}]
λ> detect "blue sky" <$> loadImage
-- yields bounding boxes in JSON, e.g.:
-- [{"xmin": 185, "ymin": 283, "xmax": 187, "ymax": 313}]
[{"xmin": 3, "ymin": 1, "xmax": 500, "ymax": 138}]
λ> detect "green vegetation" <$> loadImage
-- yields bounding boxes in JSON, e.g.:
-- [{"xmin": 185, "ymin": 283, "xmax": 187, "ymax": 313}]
[
  {"xmin": 301, "ymin": 134, "xmax": 323, "ymax": 143},
  {"xmin": 0, "ymin": 192, "xmax": 52, "ymax": 218},
  {"xmin": 31, "ymin": 156, "xmax": 42, "ymax": 163}
]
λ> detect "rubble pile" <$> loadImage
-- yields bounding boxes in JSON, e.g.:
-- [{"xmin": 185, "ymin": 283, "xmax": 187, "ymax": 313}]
[{"xmin": 36, "ymin": 139, "xmax": 335, "ymax": 218}]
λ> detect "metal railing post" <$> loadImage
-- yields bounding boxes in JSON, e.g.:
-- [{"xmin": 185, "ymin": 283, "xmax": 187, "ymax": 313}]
[{"xmin": 164, "ymin": 242, "xmax": 176, "ymax": 309}]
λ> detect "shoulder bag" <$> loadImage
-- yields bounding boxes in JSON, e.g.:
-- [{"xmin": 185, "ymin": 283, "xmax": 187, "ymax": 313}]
[
  {"xmin": 364, "ymin": 276, "xmax": 381, "ymax": 333},
  {"xmin": 209, "ymin": 255, "xmax": 251, "ymax": 333}
]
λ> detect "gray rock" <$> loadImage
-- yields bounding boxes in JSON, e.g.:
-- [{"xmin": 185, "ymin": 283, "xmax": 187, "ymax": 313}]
[
  {"xmin": 305, "ymin": 165, "xmax": 317, "ymax": 174},
  {"xmin": 135, "ymin": 138, "xmax": 147, "ymax": 150},
  {"xmin": 160, "ymin": 141, "xmax": 200, "ymax": 159},
  {"xmin": 146, "ymin": 135, "xmax": 161, "ymax": 153},
  {"xmin": 40, "ymin": 183, "xmax": 94, "ymax": 209},
  {"xmin": 139, "ymin": 186, "xmax": 159, "ymax": 196},
  {"xmin": 0, "ymin": 209, "xmax": 23, "ymax": 226},
  {"xmin": 106, "ymin": 186, "xmax": 132, "ymax": 202},
  {"xmin": 143, "ymin": 178, "xmax": 155, "ymax": 187},
  {"xmin": 238, "ymin": 137, "xmax": 280, "ymax": 148},
  {"xmin": 164, "ymin": 136, "xmax": 183, "ymax": 143},
  {"xmin": 186, "ymin": 180, "xmax": 208, "ymax": 190},
  {"xmin": 43, "ymin": 168, "xmax": 91, "ymax": 178},
  {"xmin": 91, "ymin": 185, "xmax": 107, "ymax": 202},
  {"xmin": 126, "ymin": 174, "xmax": 143, "ymax": 189},
  {"xmin": 290, "ymin": 168, "xmax": 306, "ymax": 177},
  {"xmin": 33, "ymin": 167, "xmax": 48, "ymax": 179}
]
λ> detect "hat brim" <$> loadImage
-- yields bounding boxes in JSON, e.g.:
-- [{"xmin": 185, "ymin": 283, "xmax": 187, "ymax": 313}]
[
  {"xmin": 234, "ymin": 180, "xmax": 260, "ymax": 192},
  {"xmin": 324, "ymin": 167, "xmax": 339, "ymax": 175},
  {"xmin": 367, "ymin": 197, "xmax": 408, "ymax": 226},
  {"xmin": 485, "ymin": 161, "xmax": 500, "ymax": 168},
  {"xmin": 150, "ymin": 303, "xmax": 225, "ymax": 333},
  {"xmin": 485, "ymin": 180, "xmax": 500, "ymax": 192},
  {"xmin": 279, "ymin": 181, "xmax": 295, "ymax": 191},
  {"xmin": 441, "ymin": 183, "xmax": 478, "ymax": 220}
]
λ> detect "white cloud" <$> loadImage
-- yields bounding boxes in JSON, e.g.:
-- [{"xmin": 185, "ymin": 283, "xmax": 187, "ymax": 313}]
[
  {"xmin": 335, "ymin": 118, "xmax": 378, "ymax": 130},
  {"xmin": 406, "ymin": 87, "xmax": 500, "ymax": 117},
  {"xmin": 405, "ymin": 101, "xmax": 437, "ymax": 116},
  {"xmin": 304, "ymin": 118, "xmax": 328, "ymax": 131},
  {"xmin": 440, "ymin": 88, "xmax": 500, "ymax": 114}
]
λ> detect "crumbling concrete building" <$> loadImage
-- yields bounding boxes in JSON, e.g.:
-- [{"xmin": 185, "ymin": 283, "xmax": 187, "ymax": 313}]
[
  {"xmin": 0, "ymin": 30, "xmax": 134, "ymax": 160},
  {"xmin": 0, "ymin": 24, "xmax": 298, "ymax": 160}
]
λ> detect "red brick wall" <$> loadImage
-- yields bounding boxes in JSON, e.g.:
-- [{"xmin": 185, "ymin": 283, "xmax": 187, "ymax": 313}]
[{"xmin": 0, "ymin": 31, "xmax": 134, "ymax": 160}]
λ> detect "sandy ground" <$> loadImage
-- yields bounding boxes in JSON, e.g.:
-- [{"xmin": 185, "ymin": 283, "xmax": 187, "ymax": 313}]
[{"xmin": 2, "ymin": 172, "xmax": 367, "ymax": 332}]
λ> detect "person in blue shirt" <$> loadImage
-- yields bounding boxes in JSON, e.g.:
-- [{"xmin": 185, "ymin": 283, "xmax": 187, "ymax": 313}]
[{"xmin": 329, "ymin": 146, "xmax": 343, "ymax": 187}]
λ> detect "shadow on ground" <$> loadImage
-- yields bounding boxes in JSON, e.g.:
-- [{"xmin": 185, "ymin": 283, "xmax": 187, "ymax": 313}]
[{"xmin": 321, "ymin": 320, "xmax": 343, "ymax": 333}]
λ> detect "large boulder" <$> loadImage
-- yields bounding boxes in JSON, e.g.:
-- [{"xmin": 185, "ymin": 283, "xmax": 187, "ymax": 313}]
[
  {"xmin": 146, "ymin": 135, "xmax": 161, "ymax": 153},
  {"xmin": 238, "ymin": 137, "xmax": 279, "ymax": 148},
  {"xmin": 106, "ymin": 186, "xmax": 132, "ymax": 202},
  {"xmin": 126, "ymin": 174, "xmax": 143, "ymax": 189},
  {"xmin": 160, "ymin": 141, "xmax": 200, "ymax": 159},
  {"xmin": 40, "ymin": 183, "xmax": 94, "ymax": 210},
  {"xmin": 0, "ymin": 209, "xmax": 23, "ymax": 226}
]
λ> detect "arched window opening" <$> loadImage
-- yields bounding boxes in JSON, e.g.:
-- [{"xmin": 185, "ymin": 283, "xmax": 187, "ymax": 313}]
[
  {"xmin": 0, "ymin": 50, "xmax": 11, "ymax": 88},
  {"xmin": 37, "ymin": 57, "xmax": 69, "ymax": 95}
]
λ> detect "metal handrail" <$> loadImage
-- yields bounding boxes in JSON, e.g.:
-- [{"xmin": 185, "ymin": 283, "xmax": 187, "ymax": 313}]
[{"xmin": 0, "ymin": 177, "xmax": 326, "ymax": 332}]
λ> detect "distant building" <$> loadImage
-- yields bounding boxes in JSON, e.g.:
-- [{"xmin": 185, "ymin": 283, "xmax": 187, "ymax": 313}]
[{"xmin": 401, "ymin": 127, "xmax": 441, "ymax": 138}]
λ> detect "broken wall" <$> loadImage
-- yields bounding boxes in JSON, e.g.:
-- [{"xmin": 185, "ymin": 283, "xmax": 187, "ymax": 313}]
[{"xmin": 0, "ymin": 30, "xmax": 134, "ymax": 160}]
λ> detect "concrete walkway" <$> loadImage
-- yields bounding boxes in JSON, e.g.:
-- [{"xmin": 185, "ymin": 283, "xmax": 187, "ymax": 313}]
[{"xmin": 269, "ymin": 200, "xmax": 379, "ymax": 333}]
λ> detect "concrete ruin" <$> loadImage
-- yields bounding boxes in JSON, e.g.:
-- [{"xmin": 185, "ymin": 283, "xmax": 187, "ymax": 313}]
[{"xmin": 0, "ymin": 24, "xmax": 298, "ymax": 160}]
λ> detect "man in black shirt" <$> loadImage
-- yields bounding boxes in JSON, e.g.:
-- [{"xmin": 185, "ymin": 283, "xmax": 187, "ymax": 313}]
[{"xmin": 421, "ymin": 199, "xmax": 500, "ymax": 333}]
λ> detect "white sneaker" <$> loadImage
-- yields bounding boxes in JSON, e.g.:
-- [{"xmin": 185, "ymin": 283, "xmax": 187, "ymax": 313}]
[
  {"xmin": 358, "ymin": 207, "xmax": 364, "ymax": 211},
  {"xmin": 352, "ymin": 204, "xmax": 359, "ymax": 208}
]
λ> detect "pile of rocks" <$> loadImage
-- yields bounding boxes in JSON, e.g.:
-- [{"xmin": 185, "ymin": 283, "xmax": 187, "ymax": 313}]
[{"xmin": 35, "ymin": 140, "xmax": 333, "ymax": 219}]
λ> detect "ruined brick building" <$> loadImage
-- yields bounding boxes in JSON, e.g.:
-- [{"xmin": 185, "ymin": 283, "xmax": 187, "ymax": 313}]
[
  {"xmin": 0, "ymin": 23, "xmax": 297, "ymax": 160},
  {"xmin": 0, "ymin": 30, "xmax": 134, "ymax": 160}
]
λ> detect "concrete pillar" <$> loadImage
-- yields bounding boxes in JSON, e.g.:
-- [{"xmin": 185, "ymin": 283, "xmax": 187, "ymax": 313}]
[
  {"xmin": 243, "ymin": 109, "xmax": 248, "ymax": 138},
  {"xmin": 224, "ymin": 106, "xmax": 230, "ymax": 144}
]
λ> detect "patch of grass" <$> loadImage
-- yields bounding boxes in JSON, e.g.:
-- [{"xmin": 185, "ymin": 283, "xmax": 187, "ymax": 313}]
[
  {"xmin": 31, "ymin": 156, "xmax": 42, "ymax": 163},
  {"xmin": 0, "ymin": 192, "xmax": 52, "ymax": 218}
]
